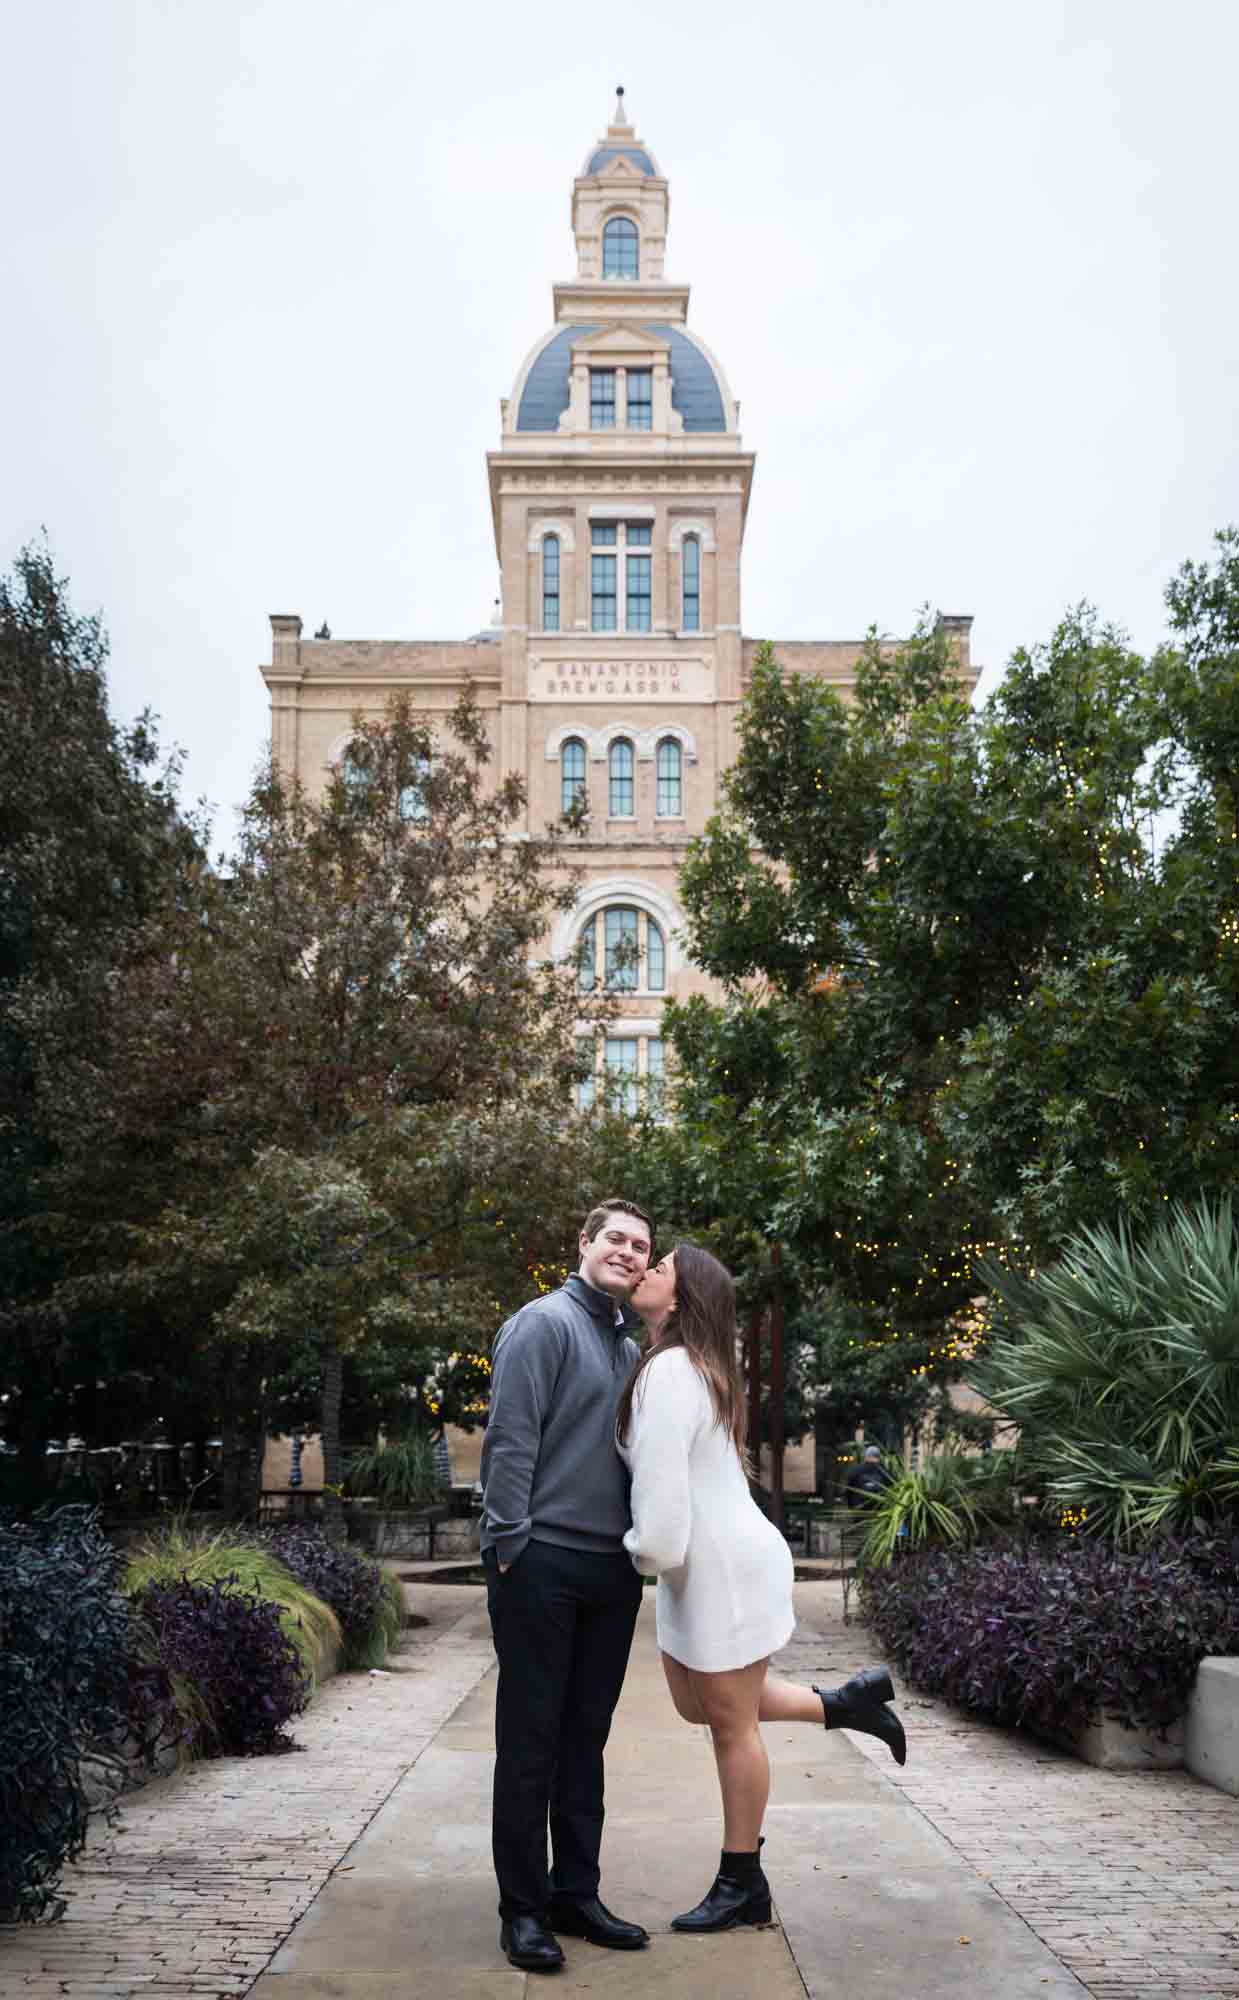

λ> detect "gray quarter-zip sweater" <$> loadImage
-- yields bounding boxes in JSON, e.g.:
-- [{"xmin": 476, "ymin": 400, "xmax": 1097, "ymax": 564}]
[{"xmin": 480, "ymin": 1273, "xmax": 642, "ymax": 1565}]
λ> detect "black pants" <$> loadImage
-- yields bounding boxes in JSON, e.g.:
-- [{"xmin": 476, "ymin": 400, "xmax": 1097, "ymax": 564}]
[{"xmin": 484, "ymin": 1538, "xmax": 643, "ymax": 1919}]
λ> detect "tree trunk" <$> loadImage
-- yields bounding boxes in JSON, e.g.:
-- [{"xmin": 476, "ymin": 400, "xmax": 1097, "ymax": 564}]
[
  {"xmin": 218, "ymin": 1418, "xmax": 244, "ymax": 1519},
  {"xmin": 320, "ymin": 1341, "xmax": 345, "ymax": 1543}
]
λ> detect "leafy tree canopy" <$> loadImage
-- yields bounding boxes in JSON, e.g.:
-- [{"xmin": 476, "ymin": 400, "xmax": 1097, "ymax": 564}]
[{"xmin": 639, "ymin": 533, "xmax": 1239, "ymax": 1451}]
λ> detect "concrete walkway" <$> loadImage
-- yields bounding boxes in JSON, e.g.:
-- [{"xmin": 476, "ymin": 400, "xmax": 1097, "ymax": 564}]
[
  {"xmin": 5, "ymin": 1574, "xmax": 1238, "ymax": 1999},
  {"xmin": 252, "ymin": 1581, "xmax": 1081, "ymax": 2000}
]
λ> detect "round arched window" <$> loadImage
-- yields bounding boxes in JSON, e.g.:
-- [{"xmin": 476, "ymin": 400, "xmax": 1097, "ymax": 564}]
[
  {"xmin": 561, "ymin": 737, "xmax": 586, "ymax": 815},
  {"xmin": 576, "ymin": 905, "xmax": 666, "ymax": 993},
  {"xmin": 603, "ymin": 216, "xmax": 639, "ymax": 278}
]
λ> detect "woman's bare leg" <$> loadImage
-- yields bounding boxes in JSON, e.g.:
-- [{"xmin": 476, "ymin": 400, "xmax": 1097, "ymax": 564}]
[
  {"xmin": 758, "ymin": 1673, "xmax": 824, "ymax": 1724},
  {"xmin": 661, "ymin": 1650, "xmax": 708, "ymax": 1724},
  {"xmin": 685, "ymin": 1659, "xmax": 770, "ymax": 1851}
]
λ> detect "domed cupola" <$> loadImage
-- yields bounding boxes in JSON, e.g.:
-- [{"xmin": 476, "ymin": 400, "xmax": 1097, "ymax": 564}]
[{"xmin": 500, "ymin": 92, "xmax": 740, "ymax": 446}]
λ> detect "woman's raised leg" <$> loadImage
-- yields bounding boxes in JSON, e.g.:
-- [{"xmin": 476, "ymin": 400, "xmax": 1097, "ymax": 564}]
[{"xmin": 660, "ymin": 1650, "xmax": 707, "ymax": 1724}]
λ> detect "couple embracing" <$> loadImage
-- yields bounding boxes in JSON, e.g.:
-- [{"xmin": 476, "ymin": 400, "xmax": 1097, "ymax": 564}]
[{"xmin": 479, "ymin": 1197, "xmax": 906, "ymax": 1974}]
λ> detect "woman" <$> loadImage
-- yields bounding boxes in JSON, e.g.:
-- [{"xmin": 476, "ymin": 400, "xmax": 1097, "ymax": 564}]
[{"xmin": 617, "ymin": 1242, "xmax": 905, "ymax": 1934}]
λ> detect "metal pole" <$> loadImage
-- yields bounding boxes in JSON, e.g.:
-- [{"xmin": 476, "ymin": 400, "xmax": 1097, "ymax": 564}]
[
  {"xmin": 769, "ymin": 1243, "xmax": 785, "ymax": 1534},
  {"xmin": 747, "ymin": 1301, "xmax": 763, "ymax": 1488}
]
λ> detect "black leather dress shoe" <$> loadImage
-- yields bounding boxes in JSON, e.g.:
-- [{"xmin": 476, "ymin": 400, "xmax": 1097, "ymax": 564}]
[
  {"xmin": 499, "ymin": 1914, "xmax": 565, "ymax": 1971},
  {"xmin": 546, "ymin": 1894, "xmax": 649, "ymax": 1949}
]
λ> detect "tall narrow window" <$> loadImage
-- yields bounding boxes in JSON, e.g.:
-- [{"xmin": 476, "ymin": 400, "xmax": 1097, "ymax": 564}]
[
  {"xmin": 608, "ymin": 738, "xmax": 634, "ymax": 817},
  {"xmin": 542, "ymin": 533, "xmax": 559, "ymax": 631},
  {"xmin": 605, "ymin": 1036, "xmax": 639, "ymax": 1114},
  {"xmin": 591, "ymin": 552, "xmax": 617, "ymax": 630},
  {"xmin": 626, "ymin": 553, "xmax": 651, "ymax": 632},
  {"xmin": 627, "ymin": 369, "xmax": 652, "ymax": 430},
  {"xmin": 602, "ymin": 216, "xmax": 639, "ymax": 279},
  {"xmin": 646, "ymin": 1037, "xmax": 666, "ymax": 1117},
  {"xmin": 561, "ymin": 737, "xmax": 586, "ymax": 816},
  {"xmin": 646, "ymin": 918, "xmax": 666, "ymax": 991},
  {"xmin": 604, "ymin": 906, "xmax": 639, "ymax": 990},
  {"xmin": 656, "ymin": 738, "xmax": 682, "ymax": 817},
  {"xmin": 590, "ymin": 369, "xmax": 616, "ymax": 429},
  {"xmin": 682, "ymin": 535, "xmax": 701, "ymax": 631},
  {"xmin": 577, "ymin": 919, "xmax": 596, "ymax": 992},
  {"xmin": 399, "ymin": 752, "xmax": 431, "ymax": 823}
]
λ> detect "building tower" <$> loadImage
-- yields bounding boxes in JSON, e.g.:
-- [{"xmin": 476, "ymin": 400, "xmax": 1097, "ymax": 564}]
[
  {"xmin": 488, "ymin": 90, "xmax": 754, "ymax": 1103},
  {"xmin": 260, "ymin": 93, "xmax": 975, "ymax": 1114}
]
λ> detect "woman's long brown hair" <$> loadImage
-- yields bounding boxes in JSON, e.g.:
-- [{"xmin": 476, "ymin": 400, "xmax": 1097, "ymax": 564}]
[{"xmin": 616, "ymin": 1242, "xmax": 747, "ymax": 1459}]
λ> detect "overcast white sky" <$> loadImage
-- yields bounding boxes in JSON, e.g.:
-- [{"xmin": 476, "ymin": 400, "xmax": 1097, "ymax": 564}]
[{"xmin": 5, "ymin": 0, "xmax": 1237, "ymax": 851}]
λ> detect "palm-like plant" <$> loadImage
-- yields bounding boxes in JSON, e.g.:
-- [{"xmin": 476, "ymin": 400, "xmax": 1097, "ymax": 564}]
[
  {"xmin": 974, "ymin": 1198, "xmax": 1239, "ymax": 1541},
  {"xmin": 343, "ymin": 1430, "xmax": 443, "ymax": 1508},
  {"xmin": 861, "ymin": 1451, "xmax": 1017, "ymax": 1567}
]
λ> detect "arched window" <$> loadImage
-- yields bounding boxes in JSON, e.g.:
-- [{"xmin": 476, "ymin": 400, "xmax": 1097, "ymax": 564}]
[
  {"xmin": 542, "ymin": 533, "xmax": 560, "ymax": 631},
  {"xmin": 608, "ymin": 737, "xmax": 634, "ymax": 817},
  {"xmin": 561, "ymin": 737, "xmax": 586, "ymax": 816},
  {"xmin": 574, "ymin": 905, "xmax": 667, "ymax": 994},
  {"xmin": 602, "ymin": 216, "xmax": 639, "ymax": 279},
  {"xmin": 656, "ymin": 738, "xmax": 682, "ymax": 817},
  {"xmin": 682, "ymin": 534, "xmax": 701, "ymax": 632}
]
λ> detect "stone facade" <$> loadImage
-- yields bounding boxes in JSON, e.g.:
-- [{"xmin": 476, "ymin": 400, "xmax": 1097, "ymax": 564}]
[{"xmin": 259, "ymin": 92, "xmax": 977, "ymax": 1103}]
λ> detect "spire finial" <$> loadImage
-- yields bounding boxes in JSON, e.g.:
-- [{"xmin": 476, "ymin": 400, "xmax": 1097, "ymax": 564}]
[{"xmin": 613, "ymin": 84, "xmax": 627, "ymax": 124}]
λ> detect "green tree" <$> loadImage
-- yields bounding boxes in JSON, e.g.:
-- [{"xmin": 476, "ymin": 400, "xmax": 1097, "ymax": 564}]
[
  {"xmin": 648, "ymin": 539, "xmax": 1239, "ymax": 1461},
  {"xmin": 641, "ymin": 622, "xmax": 995, "ymax": 1461},
  {"xmin": 20, "ymin": 689, "xmax": 610, "ymax": 1510},
  {"xmin": 0, "ymin": 542, "xmax": 202, "ymax": 1486}
]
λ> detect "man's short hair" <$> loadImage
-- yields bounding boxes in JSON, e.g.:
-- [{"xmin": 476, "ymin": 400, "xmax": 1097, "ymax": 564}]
[
  {"xmin": 582, "ymin": 1198, "xmax": 655, "ymax": 1250},
  {"xmin": 863, "ymin": 1445, "xmax": 882, "ymax": 1460}
]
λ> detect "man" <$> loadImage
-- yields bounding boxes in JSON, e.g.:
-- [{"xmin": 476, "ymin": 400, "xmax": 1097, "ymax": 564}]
[
  {"xmin": 480, "ymin": 1197, "xmax": 654, "ymax": 1973},
  {"xmin": 844, "ymin": 1443, "xmax": 895, "ymax": 1508}
]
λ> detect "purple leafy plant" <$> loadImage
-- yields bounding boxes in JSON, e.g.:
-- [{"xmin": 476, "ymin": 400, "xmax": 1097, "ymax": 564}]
[
  {"xmin": 861, "ymin": 1533, "xmax": 1239, "ymax": 1736},
  {"xmin": 134, "ymin": 1575, "xmax": 310, "ymax": 1757}
]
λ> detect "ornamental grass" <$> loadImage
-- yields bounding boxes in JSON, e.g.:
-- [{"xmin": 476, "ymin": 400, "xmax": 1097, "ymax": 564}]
[{"xmin": 123, "ymin": 1525, "xmax": 341, "ymax": 1684}]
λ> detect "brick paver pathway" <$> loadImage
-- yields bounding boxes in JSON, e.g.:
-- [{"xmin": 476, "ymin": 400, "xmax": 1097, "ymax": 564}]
[
  {"xmin": 6, "ymin": 1572, "xmax": 1238, "ymax": 1999},
  {"xmin": 0, "ymin": 1584, "xmax": 495, "ymax": 1999},
  {"xmin": 780, "ymin": 1581, "xmax": 1239, "ymax": 2000}
]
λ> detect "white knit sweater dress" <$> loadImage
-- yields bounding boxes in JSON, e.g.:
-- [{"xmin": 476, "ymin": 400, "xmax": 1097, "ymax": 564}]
[{"xmin": 618, "ymin": 1346, "xmax": 795, "ymax": 1673}]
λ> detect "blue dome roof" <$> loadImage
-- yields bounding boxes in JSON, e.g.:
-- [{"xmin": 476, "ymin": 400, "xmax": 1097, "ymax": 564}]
[
  {"xmin": 586, "ymin": 146, "xmax": 657, "ymax": 176},
  {"xmin": 515, "ymin": 324, "xmax": 727, "ymax": 434}
]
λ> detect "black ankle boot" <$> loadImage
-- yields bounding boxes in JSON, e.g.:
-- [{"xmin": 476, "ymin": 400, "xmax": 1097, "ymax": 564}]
[
  {"xmin": 814, "ymin": 1666, "xmax": 907, "ymax": 1766},
  {"xmin": 671, "ymin": 1840, "xmax": 772, "ymax": 1932}
]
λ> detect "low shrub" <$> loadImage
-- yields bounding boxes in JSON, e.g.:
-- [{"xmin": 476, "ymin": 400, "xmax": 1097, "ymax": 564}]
[
  {"xmin": 124, "ymin": 1526, "xmax": 341, "ymax": 1684},
  {"xmin": 0, "ymin": 1506, "xmax": 131, "ymax": 1923},
  {"xmin": 132, "ymin": 1576, "xmax": 310, "ymax": 1757},
  {"xmin": 861, "ymin": 1533, "xmax": 1239, "ymax": 1737},
  {"xmin": 264, "ymin": 1521, "xmax": 402, "ymax": 1669}
]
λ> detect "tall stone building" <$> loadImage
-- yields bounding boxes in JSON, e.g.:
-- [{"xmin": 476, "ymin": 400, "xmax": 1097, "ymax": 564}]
[{"xmin": 261, "ymin": 92, "xmax": 976, "ymax": 1113}]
